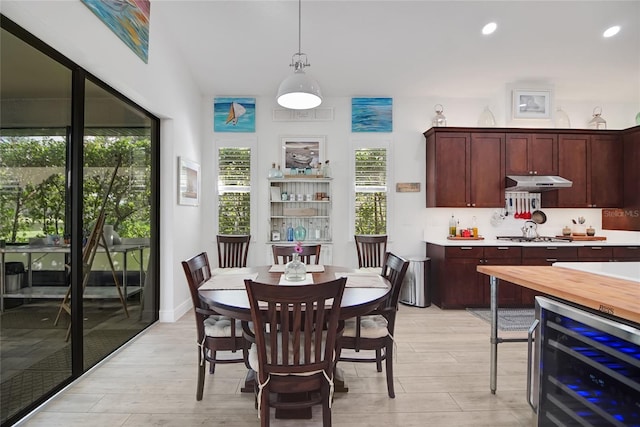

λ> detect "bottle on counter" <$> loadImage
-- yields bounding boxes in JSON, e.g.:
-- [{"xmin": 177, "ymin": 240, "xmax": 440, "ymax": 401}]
[
  {"xmin": 449, "ymin": 214, "xmax": 457, "ymax": 237},
  {"xmin": 472, "ymin": 216, "xmax": 478, "ymax": 238}
]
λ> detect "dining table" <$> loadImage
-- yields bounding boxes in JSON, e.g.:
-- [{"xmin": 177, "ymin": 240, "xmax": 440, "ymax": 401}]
[
  {"xmin": 197, "ymin": 264, "xmax": 391, "ymax": 419},
  {"xmin": 198, "ymin": 264, "xmax": 390, "ymax": 322}
]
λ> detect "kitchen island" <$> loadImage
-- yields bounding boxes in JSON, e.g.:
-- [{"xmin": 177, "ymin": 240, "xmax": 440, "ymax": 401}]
[{"xmin": 476, "ymin": 263, "xmax": 640, "ymax": 395}]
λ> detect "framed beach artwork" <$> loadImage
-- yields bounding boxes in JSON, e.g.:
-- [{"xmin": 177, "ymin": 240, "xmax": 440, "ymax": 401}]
[
  {"xmin": 178, "ymin": 157, "xmax": 200, "ymax": 206},
  {"xmin": 81, "ymin": 0, "xmax": 150, "ymax": 63},
  {"xmin": 352, "ymin": 97, "xmax": 393, "ymax": 132},
  {"xmin": 512, "ymin": 89, "xmax": 552, "ymax": 119},
  {"xmin": 281, "ymin": 136, "xmax": 326, "ymax": 173},
  {"xmin": 214, "ymin": 97, "xmax": 256, "ymax": 132}
]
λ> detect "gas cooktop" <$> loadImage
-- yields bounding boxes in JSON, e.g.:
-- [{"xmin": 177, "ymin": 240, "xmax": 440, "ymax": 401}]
[{"xmin": 496, "ymin": 236, "xmax": 573, "ymax": 243}]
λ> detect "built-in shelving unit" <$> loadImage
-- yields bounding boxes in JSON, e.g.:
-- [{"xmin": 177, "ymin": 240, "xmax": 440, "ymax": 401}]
[
  {"xmin": 267, "ymin": 178, "xmax": 334, "ymax": 265},
  {"xmin": 268, "ymin": 178, "xmax": 332, "ymax": 244}
]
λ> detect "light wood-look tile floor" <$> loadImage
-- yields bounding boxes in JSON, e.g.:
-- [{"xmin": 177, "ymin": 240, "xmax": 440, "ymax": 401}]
[{"xmin": 17, "ymin": 304, "xmax": 536, "ymax": 426}]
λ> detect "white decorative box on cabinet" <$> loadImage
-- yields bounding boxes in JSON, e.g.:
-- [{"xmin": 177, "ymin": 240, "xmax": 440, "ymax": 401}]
[{"xmin": 268, "ymin": 178, "xmax": 332, "ymax": 244}]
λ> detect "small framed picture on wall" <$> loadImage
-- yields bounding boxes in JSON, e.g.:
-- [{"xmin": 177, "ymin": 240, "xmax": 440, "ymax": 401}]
[{"xmin": 178, "ymin": 157, "xmax": 200, "ymax": 206}]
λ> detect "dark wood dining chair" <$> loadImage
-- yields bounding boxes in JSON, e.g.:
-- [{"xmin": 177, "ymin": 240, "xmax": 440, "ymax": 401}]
[
  {"xmin": 272, "ymin": 244, "xmax": 321, "ymax": 265},
  {"xmin": 181, "ymin": 252, "xmax": 249, "ymax": 401},
  {"xmin": 216, "ymin": 234, "xmax": 251, "ymax": 268},
  {"xmin": 338, "ymin": 252, "xmax": 409, "ymax": 398},
  {"xmin": 354, "ymin": 235, "xmax": 388, "ymax": 268},
  {"xmin": 244, "ymin": 277, "xmax": 347, "ymax": 427}
]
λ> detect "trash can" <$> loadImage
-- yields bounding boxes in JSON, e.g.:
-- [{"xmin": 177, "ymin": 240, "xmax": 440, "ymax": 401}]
[
  {"xmin": 4, "ymin": 261, "xmax": 26, "ymax": 293},
  {"xmin": 399, "ymin": 256, "xmax": 430, "ymax": 307}
]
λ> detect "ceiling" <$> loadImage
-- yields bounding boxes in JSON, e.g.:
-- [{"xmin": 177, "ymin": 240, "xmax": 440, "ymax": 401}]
[
  {"xmin": 150, "ymin": 1, "xmax": 640, "ymax": 103},
  {"xmin": 1, "ymin": 1, "xmax": 639, "ymax": 107}
]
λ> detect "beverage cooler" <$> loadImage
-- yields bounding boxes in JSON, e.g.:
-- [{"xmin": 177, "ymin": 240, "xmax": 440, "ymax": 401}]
[{"xmin": 529, "ymin": 297, "xmax": 640, "ymax": 426}]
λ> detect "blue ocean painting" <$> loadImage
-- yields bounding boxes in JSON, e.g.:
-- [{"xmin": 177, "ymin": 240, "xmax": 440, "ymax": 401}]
[
  {"xmin": 352, "ymin": 97, "xmax": 393, "ymax": 132},
  {"xmin": 214, "ymin": 97, "xmax": 256, "ymax": 132},
  {"xmin": 81, "ymin": 0, "xmax": 150, "ymax": 63}
]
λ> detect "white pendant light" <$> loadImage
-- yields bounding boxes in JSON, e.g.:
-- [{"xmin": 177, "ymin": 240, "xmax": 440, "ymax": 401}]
[{"xmin": 276, "ymin": 0, "xmax": 322, "ymax": 110}]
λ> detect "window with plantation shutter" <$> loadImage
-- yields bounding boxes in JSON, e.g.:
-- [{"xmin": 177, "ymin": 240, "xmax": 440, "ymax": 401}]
[
  {"xmin": 217, "ymin": 147, "xmax": 251, "ymax": 234},
  {"xmin": 354, "ymin": 148, "xmax": 387, "ymax": 234}
]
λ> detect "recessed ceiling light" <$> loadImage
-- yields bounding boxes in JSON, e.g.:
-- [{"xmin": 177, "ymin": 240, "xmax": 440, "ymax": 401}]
[
  {"xmin": 482, "ymin": 22, "xmax": 497, "ymax": 35},
  {"xmin": 603, "ymin": 25, "xmax": 620, "ymax": 38}
]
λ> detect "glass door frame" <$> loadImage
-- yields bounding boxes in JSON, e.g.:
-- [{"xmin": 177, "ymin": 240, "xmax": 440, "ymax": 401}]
[{"xmin": 1, "ymin": 14, "xmax": 160, "ymax": 425}]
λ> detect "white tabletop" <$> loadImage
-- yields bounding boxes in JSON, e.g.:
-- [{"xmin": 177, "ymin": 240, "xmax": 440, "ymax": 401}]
[{"xmin": 552, "ymin": 261, "xmax": 640, "ymax": 283}]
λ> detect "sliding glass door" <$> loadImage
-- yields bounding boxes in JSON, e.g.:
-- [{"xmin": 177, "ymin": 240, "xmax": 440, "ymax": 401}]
[{"xmin": 0, "ymin": 16, "xmax": 159, "ymax": 426}]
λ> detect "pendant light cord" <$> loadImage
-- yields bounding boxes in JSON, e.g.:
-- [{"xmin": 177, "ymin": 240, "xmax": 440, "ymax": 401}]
[{"xmin": 297, "ymin": 0, "xmax": 302, "ymax": 55}]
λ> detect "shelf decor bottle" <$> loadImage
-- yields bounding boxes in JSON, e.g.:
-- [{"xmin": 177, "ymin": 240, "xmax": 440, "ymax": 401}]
[
  {"xmin": 294, "ymin": 225, "xmax": 307, "ymax": 241},
  {"xmin": 268, "ymin": 162, "xmax": 279, "ymax": 178}
]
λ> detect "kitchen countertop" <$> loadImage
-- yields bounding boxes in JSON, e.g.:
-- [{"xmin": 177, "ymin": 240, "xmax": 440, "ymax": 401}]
[
  {"xmin": 424, "ymin": 236, "xmax": 640, "ymax": 247},
  {"xmin": 553, "ymin": 261, "xmax": 640, "ymax": 282},
  {"xmin": 477, "ymin": 264, "xmax": 640, "ymax": 324}
]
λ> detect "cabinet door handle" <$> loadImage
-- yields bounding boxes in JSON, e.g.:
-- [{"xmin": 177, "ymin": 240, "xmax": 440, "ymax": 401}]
[
  {"xmin": 591, "ymin": 247, "xmax": 602, "ymax": 250},
  {"xmin": 460, "ymin": 247, "xmax": 473, "ymax": 250},
  {"xmin": 472, "ymin": 203, "xmax": 476, "ymax": 207},
  {"xmin": 546, "ymin": 258, "xmax": 558, "ymax": 262},
  {"xmin": 526, "ymin": 318, "xmax": 540, "ymax": 412},
  {"xmin": 497, "ymin": 247, "xmax": 510, "ymax": 250},
  {"xmin": 546, "ymin": 247, "xmax": 558, "ymax": 250},
  {"xmin": 626, "ymin": 246, "xmax": 639, "ymax": 250}
]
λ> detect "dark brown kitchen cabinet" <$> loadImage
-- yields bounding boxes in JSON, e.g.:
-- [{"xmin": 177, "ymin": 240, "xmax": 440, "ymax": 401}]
[
  {"xmin": 425, "ymin": 128, "xmax": 504, "ymax": 208},
  {"xmin": 577, "ymin": 246, "xmax": 613, "ymax": 262},
  {"xmin": 520, "ymin": 246, "xmax": 578, "ymax": 305},
  {"xmin": 612, "ymin": 245, "xmax": 640, "ymax": 261},
  {"xmin": 553, "ymin": 132, "xmax": 622, "ymax": 208},
  {"xmin": 427, "ymin": 243, "xmax": 522, "ymax": 309},
  {"xmin": 590, "ymin": 134, "xmax": 623, "ymax": 207},
  {"xmin": 505, "ymin": 133, "xmax": 557, "ymax": 176},
  {"xmin": 623, "ymin": 126, "xmax": 640, "ymax": 207}
]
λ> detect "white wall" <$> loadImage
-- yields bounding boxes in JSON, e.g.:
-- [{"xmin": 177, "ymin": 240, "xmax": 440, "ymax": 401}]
[{"xmin": 2, "ymin": 1, "xmax": 638, "ymax": 322}]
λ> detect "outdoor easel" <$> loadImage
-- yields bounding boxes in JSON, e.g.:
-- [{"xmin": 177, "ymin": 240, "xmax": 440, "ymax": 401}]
[{"xmin": 54, "ymin": 158, "xmax": 129, "ymax": 341}]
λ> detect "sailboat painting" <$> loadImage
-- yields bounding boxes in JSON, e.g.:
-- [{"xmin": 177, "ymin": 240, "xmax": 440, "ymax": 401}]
[
  {"xmin": 352, "ymin": 97, "xmax": 393, "ymax": 132},
  {"xmin": 214, "ymin": 97, "xmax": 256, "ymax": 132},
  {"xmin": 81, "ymin": 0, "xmax": 150, "ymax": 63}
]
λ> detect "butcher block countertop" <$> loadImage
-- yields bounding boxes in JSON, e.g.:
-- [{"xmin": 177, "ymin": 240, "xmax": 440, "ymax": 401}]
[{"xmin": 477, "ymin": 264, "xmax": 640, "ymax": 324}]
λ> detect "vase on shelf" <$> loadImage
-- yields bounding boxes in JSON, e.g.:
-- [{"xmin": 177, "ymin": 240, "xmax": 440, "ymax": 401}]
[
  {"xmin": 294, "ymin": 225, "xmax": 307, "ymax": 241},
  {"xmin": 555, "ymin": 107, "xmax": 571, "ymax": 128},
  {"xmin": 284, "ymin": 253, "xmax": 306, "ymax": 281},
  {"xmin": 477, "ymin": 106, "xmax": 496, "ymax": 127}
]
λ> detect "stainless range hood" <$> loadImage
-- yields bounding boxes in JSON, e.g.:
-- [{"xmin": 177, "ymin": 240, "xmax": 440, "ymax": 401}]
[{"xmin": 505, "ymin": 175, "xmax": 573, "ymax": 192}]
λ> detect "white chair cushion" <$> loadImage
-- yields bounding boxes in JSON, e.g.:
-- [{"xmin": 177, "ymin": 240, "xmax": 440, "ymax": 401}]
[
  {"xmin": 203, "ymin": 315, "xmax": 242, "ymax": 337},
  {"xmin": 343, "ymin": 315, "xmax": 389, "ymax": 339}
]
